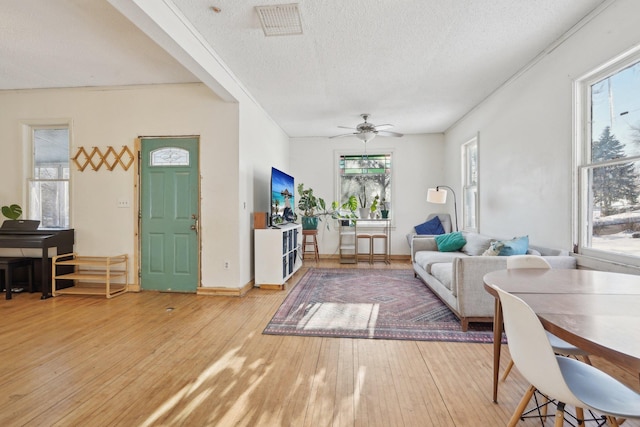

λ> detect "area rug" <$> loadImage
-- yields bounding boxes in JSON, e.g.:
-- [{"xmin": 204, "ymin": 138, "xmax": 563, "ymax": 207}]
[{"xmin": 263, "ymin": 268, "xmax": 501, "ymax": 343}]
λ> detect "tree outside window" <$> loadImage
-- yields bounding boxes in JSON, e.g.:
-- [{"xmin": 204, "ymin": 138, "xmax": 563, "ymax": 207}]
[
  {"xmin": 591, "ymin": 127, "xmax": 638, "ymax": 217},
  {"xmin": 338, "ymin": 153, "xmax": 391, "ymax": 217},
  {"xmin": 579, "ymin": 57, "xmax": 640, "ymax": 261}
]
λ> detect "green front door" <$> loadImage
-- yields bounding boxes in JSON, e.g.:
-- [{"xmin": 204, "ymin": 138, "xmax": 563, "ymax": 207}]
[{"xmin": 140, "ymin": 137, "xmax": 199, "ymax": 292}]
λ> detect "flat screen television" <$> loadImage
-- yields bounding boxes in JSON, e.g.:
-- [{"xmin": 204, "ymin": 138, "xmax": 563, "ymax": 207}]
[{"xmin": 270, "ymin": 167, "xmax": 295, "ymax": 225}]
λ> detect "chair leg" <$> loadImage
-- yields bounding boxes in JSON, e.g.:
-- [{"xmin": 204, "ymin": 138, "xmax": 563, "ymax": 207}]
[
  {"xmin": 27, "ymin": 260, "xmax": 33, "ymax": 293},
  {"xmin": 554, "ymin": 402, "xmax": 566, "ymax": 427},
  {"xmin": 540, "ymin": 394, "xmax": 549, "ymax": 419},
  {"xmin": 575, "ymin": 407, "xmax": 585, "ymax": 426},
  {"xmin": 6, "ymin": 266, "xmax": 12, "ymax": 300},
  {"xmin": 606, "ymin": 415, "xmax": 620, "ymax": 427},
  {"xmin": 508, "ymin": 385, "xmax": 536, "ymax": 427},
  {"xmin": 501, "ymin": 360, "xmax": 515, "ymax": 381}
]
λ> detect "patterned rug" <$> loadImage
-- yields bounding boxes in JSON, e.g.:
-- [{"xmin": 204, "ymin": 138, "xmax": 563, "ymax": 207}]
[{"xmin": 263, "ymin": 268, "xmax": 499, "ymax": 343}]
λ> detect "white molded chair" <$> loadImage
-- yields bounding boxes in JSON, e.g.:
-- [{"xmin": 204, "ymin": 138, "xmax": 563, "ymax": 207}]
[
  {"xmin": 506, "ymin": 254, "xmax": 553, "ymax": 270},
  {"xmin": 490, "ymin": 284, "xmax": 640, "ymax": 426},
  {"xmin": 502, "ymin": 255, "xmax": 591, "ymax": 382}
]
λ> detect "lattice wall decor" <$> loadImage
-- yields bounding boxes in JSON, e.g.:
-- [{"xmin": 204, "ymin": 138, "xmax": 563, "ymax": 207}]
[{"xmin": 72, "ymin": 146, "xmax": 135, "ymax": 172}]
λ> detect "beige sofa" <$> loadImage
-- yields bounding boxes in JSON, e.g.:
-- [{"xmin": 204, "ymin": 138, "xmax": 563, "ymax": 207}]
[{"xmin": 410, "ymin": 232, "xmax": 577, "ymax": 331}]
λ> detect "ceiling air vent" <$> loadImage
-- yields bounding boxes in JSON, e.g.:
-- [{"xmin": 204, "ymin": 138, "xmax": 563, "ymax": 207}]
[{"xmin": 255, "ymin": 3, "xmax": 303, "ymax": 37}]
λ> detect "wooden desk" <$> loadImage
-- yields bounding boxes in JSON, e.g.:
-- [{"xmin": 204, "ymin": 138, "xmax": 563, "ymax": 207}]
[{"xmin": 483, "ymin": 268, "xmax": 640, "ymax": 403}]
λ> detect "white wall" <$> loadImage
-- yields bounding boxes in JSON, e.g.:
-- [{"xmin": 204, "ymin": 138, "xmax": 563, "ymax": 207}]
[
  {"xmin": 0, "ymin": 83, "xmax": 253, "ymax": 288},
  {"xmin": 238, "ymin": 101, "xmax": 290, "ymax": 286},
  {"xmin": 106, "ymin": 0, "xmax": 292, "ymax": 289},
  {"xmin": 445, "ymin": 0, "xmax": 640, "ymax": 250},
  {"xmin": 290, "ymin": 133, "xmax": 445, "ymax": 255}
]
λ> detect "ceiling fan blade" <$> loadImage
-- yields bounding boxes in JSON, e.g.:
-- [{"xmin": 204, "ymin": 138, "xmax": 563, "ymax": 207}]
[
  {"xmin": 332, "ymin": 115, "xmax": 403, "ymax": 140},
  {"xmin": 377, "ymin": 130, "xmax": 404, "ymax": 137},
  {"xmin": 329, "ymin": 133, "xmax": 357, "ymax": 139}
]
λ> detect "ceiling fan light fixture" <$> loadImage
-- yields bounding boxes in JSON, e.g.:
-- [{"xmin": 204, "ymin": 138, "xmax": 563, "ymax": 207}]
[{"xmin": 356, "ymin": 131, "xmax": 375, "ymax": 143}]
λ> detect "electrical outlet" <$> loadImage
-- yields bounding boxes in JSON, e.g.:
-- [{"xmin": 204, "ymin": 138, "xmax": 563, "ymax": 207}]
[{"xmin": 224, "ymin": 261, "xmax": 230, "ymax": 269}]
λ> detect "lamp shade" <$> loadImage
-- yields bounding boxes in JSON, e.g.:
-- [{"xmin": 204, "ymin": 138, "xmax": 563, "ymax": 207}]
[{"xmin": 427, "ymin": 188, "xmax": 447, "ymax": 204}]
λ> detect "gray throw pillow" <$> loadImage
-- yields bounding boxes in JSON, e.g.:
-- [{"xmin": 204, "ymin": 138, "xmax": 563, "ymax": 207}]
[{"xmin": 462, "ymin": 233, "xmax": 493, "ymax": 256}]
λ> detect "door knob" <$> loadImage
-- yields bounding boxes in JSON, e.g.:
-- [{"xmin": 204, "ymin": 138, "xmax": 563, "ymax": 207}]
[{"xmin": 191, "ymin": 214, "xmax": 199, "ymax": 234}]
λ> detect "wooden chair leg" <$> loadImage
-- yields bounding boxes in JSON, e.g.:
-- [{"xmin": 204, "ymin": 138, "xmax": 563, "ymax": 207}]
[
  {"xmin": 554, "ymin": 402, "xmax": 566, "ymax": 427},
  {"xmin": 606, "ymin": 415, "xmax": 620, "ymax": 427},
  {"xmin": 501, "ymin": 360, "xmax": 515, "ymax": 381},
  {"xmin": 508, "ymin": 384, "xmax": 535, "ymax": 427},
  {"xmin": 575, "ymin": 407, "xmax": 585, "ymax": 426},
  {"xmin": 540, "ymin": 394, "xmax": 549, "ymax": 419}
]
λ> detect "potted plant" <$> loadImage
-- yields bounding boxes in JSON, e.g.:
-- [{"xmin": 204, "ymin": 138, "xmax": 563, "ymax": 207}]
[
  {"xmin": 343, "ymin": 195, "xmax": 358, "ymax": 215},
  {"xmin": 298, "ymin": 184, "xmax": 358, "ymax": 230},
  {"xmin": 358, "ymin": 186, "xmax": 369, "ymax": 219},
  {"xmin": 298, "ymin": 183, "xmax": 342, "ymax": 230},
  {"xmin": 1, "ymin": 204, "xmax": 22, "ymax": 221},
  {"xmin": 380, "ymin": 198, "xmax": 389, "ymax": 219},
  {"xmin": 339, "ymin": 195, "xmax": 358, "ymax": 226},
  {"xmin": 369, "ymin": 195, "xmax": 379, "ymax": 218}
]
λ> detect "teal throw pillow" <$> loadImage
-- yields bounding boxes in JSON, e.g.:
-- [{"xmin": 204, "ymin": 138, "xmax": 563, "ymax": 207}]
[
  {"xmin": 498, "ymin": 235, "xmax": 529, "ymax": 256},
  {"xmin": 435, "ymin": 232, "xmax": 466, "ymax": 252}
]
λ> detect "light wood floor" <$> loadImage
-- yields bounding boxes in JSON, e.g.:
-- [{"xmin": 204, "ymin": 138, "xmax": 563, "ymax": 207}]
[{"xmin": 1, "ymin": 259, "xmax": 638, "ymax": 426}]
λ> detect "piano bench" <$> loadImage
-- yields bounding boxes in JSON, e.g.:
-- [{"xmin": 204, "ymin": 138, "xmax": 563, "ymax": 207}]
[{"xmin": 0, "ymin": 257, "xmax": 34, "ymax": 300}]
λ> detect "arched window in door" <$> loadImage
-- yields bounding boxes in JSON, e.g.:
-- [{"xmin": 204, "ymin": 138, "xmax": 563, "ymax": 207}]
[{"xmin": 150, "ymin": 147, "xmax": 190, "ymax": 166}]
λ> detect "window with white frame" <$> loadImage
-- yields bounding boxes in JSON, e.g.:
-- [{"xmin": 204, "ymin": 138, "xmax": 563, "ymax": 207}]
[
  {"xmin": 462, "ymin": 137, "xmax": 478, "ymax": 231},
  {"xmin": 338, "ymin": 152, "xmax": 392, "ymax": 217},
  {"xmin": 28, "ymin": 126, "xmax": 70, "ymax": 228},
  {"xmin": 577, "ymin": 53, "xmax": 640, "ymax": 263}
]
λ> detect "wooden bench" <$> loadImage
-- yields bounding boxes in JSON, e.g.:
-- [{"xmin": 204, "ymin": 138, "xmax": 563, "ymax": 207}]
[{"xmin": 0, "ymin": 257, "xmax": 33, "ymax": 300}]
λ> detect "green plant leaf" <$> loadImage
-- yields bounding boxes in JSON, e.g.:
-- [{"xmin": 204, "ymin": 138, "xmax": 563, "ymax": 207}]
[{"xmin": 1, "ymin": 204, "xmax": 22, "ymax": 220}]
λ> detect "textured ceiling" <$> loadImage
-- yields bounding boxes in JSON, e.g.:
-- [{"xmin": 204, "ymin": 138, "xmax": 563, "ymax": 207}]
[
  {"xmin": 0, "ymin": 0, "xmax": 197, "ymax": 89},
  {"xmin": 1, "ymin": 0, "xmax": 607, "ymax": 137},
  {"xmin": 171, "ymin": 0, "xmax": 607, "ymax": 135}
]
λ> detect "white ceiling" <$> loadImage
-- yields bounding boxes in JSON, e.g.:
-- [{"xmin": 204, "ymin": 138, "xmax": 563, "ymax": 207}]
[{"xmin": 1, "ymin": 0, "xmax": 607, "ymax": 137}]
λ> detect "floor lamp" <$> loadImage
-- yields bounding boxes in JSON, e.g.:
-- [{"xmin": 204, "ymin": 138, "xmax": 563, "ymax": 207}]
[{"xmin": 426, "ymin": 186, "xmax": 459, "ymax": 231}]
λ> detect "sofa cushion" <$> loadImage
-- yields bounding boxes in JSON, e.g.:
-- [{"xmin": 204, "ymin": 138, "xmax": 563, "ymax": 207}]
[
  {"xmin": 435, "ymin": 232, "xmax": 466, "ymax": 252},
  {"xmin": 430, "ymin": 263, "xmax": 453, "ymax": 291},
  {"xmin": 415, "ymin": 216, "xmax": 445, "ymax": 235},
  {"xmin": 414, "ymin": 250, "xmax": 468, "ymax": 273},
  {"xmin": 462, "ymin": 232, "xmax": 493, "ymax": 256},
  {"xmin": 498, "ymin": 235, "xmax": 529, "ymax": 256}
]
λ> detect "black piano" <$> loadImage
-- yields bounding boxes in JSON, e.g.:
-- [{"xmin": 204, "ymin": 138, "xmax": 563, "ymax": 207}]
[{"xmin": 0, "ymin": 224, "xmax": 74, "ymax": 299}]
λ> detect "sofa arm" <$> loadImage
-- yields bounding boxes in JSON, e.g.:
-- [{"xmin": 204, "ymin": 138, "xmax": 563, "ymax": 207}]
[
  {"xmin": 411, "ymin": 237, "xmax": 438, "ymax": 260},
  {"xmin": 452, "ymin": 257, "xmax": 508, "ymax": 318},
  {"xmin": 407, "ymin": 231, "xmax": 437, "ymax": 247}
]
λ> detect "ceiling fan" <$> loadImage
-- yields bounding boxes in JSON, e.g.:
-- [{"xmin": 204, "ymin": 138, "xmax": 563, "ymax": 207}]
[{"xmin": 330, "ymin": 114, "xmax": 403, "ymax": 143}]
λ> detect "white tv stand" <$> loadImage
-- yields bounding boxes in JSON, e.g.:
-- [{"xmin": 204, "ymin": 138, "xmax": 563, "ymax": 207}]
[{"xmin": 254, "ymin": 222, "xmax": 302, "ymax": 289}]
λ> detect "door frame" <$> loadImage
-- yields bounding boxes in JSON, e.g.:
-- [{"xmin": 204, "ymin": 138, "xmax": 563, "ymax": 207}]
[{"xmin": 133, "ymin": 136, "xmax": 202, "ymax": 292}]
